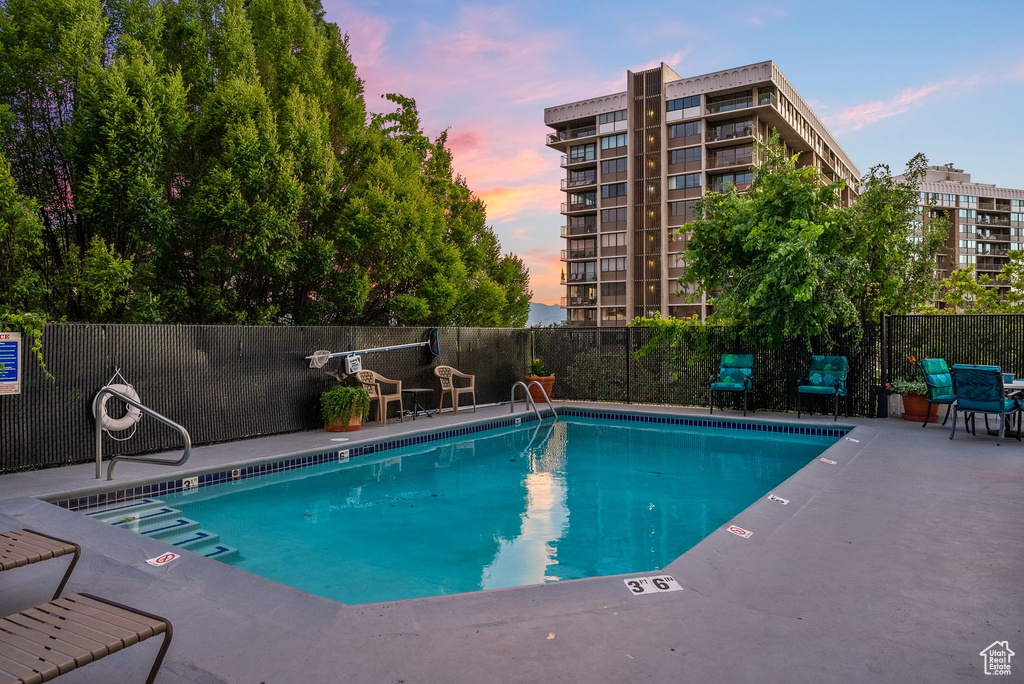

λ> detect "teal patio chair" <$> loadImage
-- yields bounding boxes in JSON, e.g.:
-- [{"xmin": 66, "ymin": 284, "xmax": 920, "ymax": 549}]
[
  {"xmin": 709, "ymin": 354, "xmax": 753, "ymax": 416},
  {"xmin": 919, "ymin": 358, "xmax": 955, "ymax": 428},
  {"xmin": 949, "ymin": 364, "xmax": 1020, "ymax": 446},
  {"xmin": 797, "ymin": 355, "xmax": 848, "ymax": 421}
]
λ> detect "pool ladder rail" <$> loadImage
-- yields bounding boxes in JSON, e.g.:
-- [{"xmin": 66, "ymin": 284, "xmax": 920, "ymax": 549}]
[
  {"xmin": 510, "ymin": 381, "xmax": 557, "ymax": 422},
  {"xmin": 94, "ymin": 386, "xmax": 192, "ymax": 481}
]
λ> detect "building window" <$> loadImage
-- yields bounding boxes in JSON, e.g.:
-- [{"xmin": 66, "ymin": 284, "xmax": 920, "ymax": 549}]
[
  {"xmin": 598, "ymin": 110, "xmax": 627, "ymax": 124},
  {"xmin": 670, "ymin": 199, "xmax": 695, "ymax": 217},
  {"xmin": 709, "ymin": 171, "xmax": 753, "ymax": 192},
  {"xmin": 709, "ymin": 145, "xmax": 753, "ymax": 167},
  {"xmin": 601, "ymin": 257, "xmax": 626, "ymax": 272},
  {"xmin": 669, "ymin": 147, "xmax": 701, "ymax": 165},
  {"xmin": 601, "ymin": 133, "xmax": 628, "ymax": 150},
  {"xmin": 601, "ymin": 182, "xmax": 627, "ymax": 198},
  {"xmin": 601, "ymin": 307, "xmax": 626, "ymax": 321},
  {"xmin": 665, "ymin": 95, "xmax": 700, "ymax": 111},
  {"xmin": 707, "ymin": 118, "xmax": 753, "ymax": 143},
  {"xmin": 600, "ymin": 233, "xmax": 627, "ymax": 248},
  {"xmin": 601, "ymin": 282, "xmax": 626, "ymax": 298},
  {"xmin": 569, "ymin": 261, "xmax": 596, "ymax": 280},
  {"xmin": 569, "ymin": 143, "xmax": 596, "ymax": 161},
  {"xmin": 601, "ymin": 158, "xmax": 627, "ymax": 174},
  {"xmin": 669, "ymin": 121, "xmax": 701, "ymax": 138},
  {"xmin": 569, "ymin": 192, "xmax": 596, "ymax": 209},
  {"xmin": 668, "ymin": 173, "xmax": 701, "ymax": 190},
  {"xmin": 601, "ymin": 207, "xmax": 627, "ymax": 223}
]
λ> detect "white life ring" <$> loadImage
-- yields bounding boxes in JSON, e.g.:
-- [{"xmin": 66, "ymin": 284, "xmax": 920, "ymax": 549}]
[{"xmin": 94, "ymin": 384, "xmax": 143, "ymax": 432}]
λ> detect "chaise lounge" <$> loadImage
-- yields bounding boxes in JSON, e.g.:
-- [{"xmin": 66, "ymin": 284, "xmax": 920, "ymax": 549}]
[{"xmin": 0, "ymin": 529, "xmax": 172, "ymax": 684}]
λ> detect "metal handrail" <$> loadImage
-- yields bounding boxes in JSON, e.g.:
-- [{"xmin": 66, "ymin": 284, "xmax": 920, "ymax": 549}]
[
  {"xmin": 94, "ymin": 387, "xmax": 192, "ymax": 480},
  {"xmin": 510, "ymin": 382, "xmax": 542, "ymax": 421},
  {"xmin": 525, "ymin": 381, "xmax": 557, "ymax": 417}
]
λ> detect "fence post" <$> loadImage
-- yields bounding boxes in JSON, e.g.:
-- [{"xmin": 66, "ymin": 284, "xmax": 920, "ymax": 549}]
[
  {"xmin": 878, "ymin": 314, "xmax": 889, "ymax": 418},
  {"xmin": 625, "ymin": 327, "xmax": 631, "ymax": 404}
]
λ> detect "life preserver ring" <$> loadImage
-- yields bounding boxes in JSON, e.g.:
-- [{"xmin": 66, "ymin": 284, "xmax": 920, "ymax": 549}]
[{"xmin": 94, "ymin": 384, "xmax": 143, "ymax": 432}]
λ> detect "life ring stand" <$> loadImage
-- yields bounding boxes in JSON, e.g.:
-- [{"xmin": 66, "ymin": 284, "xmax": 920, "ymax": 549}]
[{"xmin": 93, "ymin": 369, "xmax": 143, "ymax": 437}]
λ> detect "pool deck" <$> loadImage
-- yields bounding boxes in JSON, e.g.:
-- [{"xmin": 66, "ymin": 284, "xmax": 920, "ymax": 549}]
[{"xmin": 0, "ymin": 402, "xmax": 1021, "ymax": 683}]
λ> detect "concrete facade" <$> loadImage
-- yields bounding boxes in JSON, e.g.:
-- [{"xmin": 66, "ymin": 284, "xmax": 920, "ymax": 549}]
[
  {"xmin": 545, "ymin": 61, "xmax": 859, "ymax": 326},
  {"xmin": 907, "ymin": 163, "xmax": 1024, "ymax": 291}
]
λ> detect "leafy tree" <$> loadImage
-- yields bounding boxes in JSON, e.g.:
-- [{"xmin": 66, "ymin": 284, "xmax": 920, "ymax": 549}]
[
  {"xmin": 678, "ymin": 133, "xmax": 858, "ymax": 350},
  {"xmin": 847, "ymin": 154, "xmax": 948, "ymax": 323},
  {"xmin": 0, "ymin": 0, "xmax": 530, "ymax": 337}
]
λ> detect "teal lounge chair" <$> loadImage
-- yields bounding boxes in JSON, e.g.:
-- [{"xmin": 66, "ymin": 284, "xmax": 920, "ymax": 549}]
[
  {"xmin": 709, "ymin": 354, "xmax": 753, "ymax": 416},
  {"xmin": 919, "ymin": 358, "xmax": 955, "ymax": 427},
  {"xmin": 797, "ymin": 355, "xmax": 848, "ymax": 421},
  {"xmin": 949, "ymin": 364, "xmax": 1020, "ymax": 446}
]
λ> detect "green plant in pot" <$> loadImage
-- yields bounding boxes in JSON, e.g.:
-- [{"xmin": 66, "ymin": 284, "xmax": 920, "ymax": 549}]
[
  {"xmin": 525, "ymin": 357, "xmax": 555, "ymax": 403},
  {"xmin": 890, "ymin": 354, "xmax": 937, "ymax": 423},
  {"xmin": 321, "ymin": 385, "xmax": 371, "ymax": 432}
]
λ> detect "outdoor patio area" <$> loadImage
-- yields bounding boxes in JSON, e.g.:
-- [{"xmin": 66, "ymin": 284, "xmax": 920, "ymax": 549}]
[{"xmin": 0, "ymin": 402, "xmax": 1020, "ymax": 683}]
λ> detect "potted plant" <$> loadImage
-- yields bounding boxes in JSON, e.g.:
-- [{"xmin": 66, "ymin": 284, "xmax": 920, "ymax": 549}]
[
  {"xmin": 891, "ymin": 355, "xmax": 938, "ymax": 423},
  {"xmin": 525, "ymin": 357, "xmax": 555, "ymax": 403},
  {"xmin": 321, "ymin": 385, "xmax": 371, "ymax": 432}
]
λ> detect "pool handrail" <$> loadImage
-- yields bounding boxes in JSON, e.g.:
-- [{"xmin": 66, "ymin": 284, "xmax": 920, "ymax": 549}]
[
  {"xmin": 526, "ymin": 380, "xmax": 557, "ymax": 418},
  {"xmin": 93, "ymin": 386, "xmax": 192, "ymax": 480},
  {"xmin": 510, "ymin": 381, "xmax": 556, "ymax": 421}
]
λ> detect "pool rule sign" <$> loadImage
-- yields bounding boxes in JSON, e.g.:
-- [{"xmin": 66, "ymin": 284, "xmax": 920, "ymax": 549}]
[{"xmin": 0, "ymin": 331, "xmax": 21, "ymax": 396}]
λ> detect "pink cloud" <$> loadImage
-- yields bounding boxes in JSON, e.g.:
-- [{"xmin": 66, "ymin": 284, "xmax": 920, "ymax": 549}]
[
  {"xmin": 477, "ymin": 184, "xmax": 562, "ymax": 223},
  {"xmin": 518, "ymin": 249, "xmax": 565, "ymax": 305},
  {"xmin": 829, "ymin": 83, "xmax": 941, "ymax": 132}
]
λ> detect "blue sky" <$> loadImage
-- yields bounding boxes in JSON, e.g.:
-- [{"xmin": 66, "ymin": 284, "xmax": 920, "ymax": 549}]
[{"xmin": 323, "ymin": 0, "xmax": 1024, "ymax": 303}]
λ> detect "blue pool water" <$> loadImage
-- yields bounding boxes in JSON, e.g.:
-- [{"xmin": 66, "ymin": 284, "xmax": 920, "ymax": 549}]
[{"xmin": 149, "ymin": 417, "xmax": 837, "ymax": 604}]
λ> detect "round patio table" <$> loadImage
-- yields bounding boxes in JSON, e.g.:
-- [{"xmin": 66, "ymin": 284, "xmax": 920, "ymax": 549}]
[{"xmin": 402, "ymin": 388, "xmax": 435, "ymax": 420}]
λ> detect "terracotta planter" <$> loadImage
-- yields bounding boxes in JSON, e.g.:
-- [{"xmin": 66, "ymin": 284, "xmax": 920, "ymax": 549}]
[
  {"xmin": 900, "ymin": 393, "xmax": 938, "ymax": 423},
  {"xmin": 525, "ymin": 375, "xmax": 555, "ymax": 403},
  {"xmin": 325, "ymin": 412, "xmax": 363, "ymax": 432}
]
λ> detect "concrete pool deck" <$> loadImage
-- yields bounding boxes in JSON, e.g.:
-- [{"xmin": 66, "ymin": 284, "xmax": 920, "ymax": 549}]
[{"xmin": 0, "ymin": 403, "xmax": 1021, "ymax": 683}]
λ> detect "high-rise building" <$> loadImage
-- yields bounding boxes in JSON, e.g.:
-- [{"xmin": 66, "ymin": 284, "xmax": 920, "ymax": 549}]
[
  {"xmin": 907, "ymin": 164, "xmax": 1024, "ymax": 292},
  {"xmin": 544, "ymin": 60, "xmax": 859, "ymax": 326}
]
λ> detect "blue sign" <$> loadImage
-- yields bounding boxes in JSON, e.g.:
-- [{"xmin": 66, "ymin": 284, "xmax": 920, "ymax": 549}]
[{"xmin": 0, "ymin": 332, "xmax": 22, "ymax": 395}]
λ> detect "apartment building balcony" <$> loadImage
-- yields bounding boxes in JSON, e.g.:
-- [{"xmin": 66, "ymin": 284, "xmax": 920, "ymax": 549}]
[
  {"xmin": 561, "ymin": 200, "xmax": 596, "ymax": 214},
  {"xmin": 561, "ymin": 176, "xmax": 597, "ymax": 190},
  {"xmin": 977, "ymin": 216, "xmax": 1010, "ymax": 227},
  {"xmin": 706, "ymin": 152, "xmax": 754, "ymax": 169},
  {"xmin": 560, "ymin": 248, "xmax": 597, "ymax": 261},
  {"xmin": 709, "ymin": 181, "xmax": 752, "ymax": 194},
  {"xmin": 978, "ymin": 199, "xmax": 1012, "ymax": 212},
  {"xmin": 562, "ymin": 223, "xmax": 597, "ymax": 237},
  {"xmin": 546, "ymin": 125, "xmax": 597, "ymax": 146},
  {"xmin": 705, "ymin": 123, "xmax": 754, "ymax": 145},
  {"xmin": 560, "ymin": 154, "xmax": 596, "ymax": 168},
  {"xmin": 975, "ymin": 231, "xmax": 1011, "ymax": 243},
  {"xmin": 560, "ymin": 272, "xmax": 598, "ymax": 285},
  {"xmin": 561, "ymin": 295, "xmax": 597, "ymax": 307},
  {"xmin": 705, "ymin": 93, "xmax": 775, "ymax": 117}
]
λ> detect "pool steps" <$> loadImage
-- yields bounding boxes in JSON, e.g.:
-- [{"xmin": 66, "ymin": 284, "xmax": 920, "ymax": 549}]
[{"xmin": 82, "ymin": 498, "xmax": 240, "ymax": 563}]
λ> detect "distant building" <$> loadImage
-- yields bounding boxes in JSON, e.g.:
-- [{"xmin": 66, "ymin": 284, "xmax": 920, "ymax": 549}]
[
  {"xmin": 544, "ymin": 60, "xmax": 859, "ymax": 326},
  {"xmin": 905, "ymin": 163, "xmax": 1024, "ymax": 293}
]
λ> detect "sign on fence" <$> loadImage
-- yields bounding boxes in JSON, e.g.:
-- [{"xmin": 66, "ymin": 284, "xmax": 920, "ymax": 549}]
[{"xmin": 0, "ymin": 332, "xmax": 21, "ymax": 396}]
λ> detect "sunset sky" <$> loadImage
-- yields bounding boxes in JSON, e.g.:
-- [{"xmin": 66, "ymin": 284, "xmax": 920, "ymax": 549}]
[{"xmin": 322, "ymin": 0, "xmax": 1024, "ymax": 304}]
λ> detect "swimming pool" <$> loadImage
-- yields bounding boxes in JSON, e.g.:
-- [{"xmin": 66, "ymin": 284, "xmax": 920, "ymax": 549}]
[{"xmin": 84, "ymin": 414, "xmax": 841, "ymax": 604}]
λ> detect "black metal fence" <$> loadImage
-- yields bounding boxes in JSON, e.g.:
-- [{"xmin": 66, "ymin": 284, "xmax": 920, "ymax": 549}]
[
  {"xmin": 884, "ymin": 314, "xmax": 1024, "ymax": 386},
  {"xmin": 1, "ymin": 325, "xmax": 530, "ymax": 472},
  {"xmin": 535, "ymin": 325, "xmax": 881, "ymax": 417},
  {"xmin": 4, "ymin": 315, "xmax": 1024, "ymax": 473}
]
